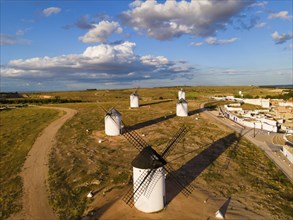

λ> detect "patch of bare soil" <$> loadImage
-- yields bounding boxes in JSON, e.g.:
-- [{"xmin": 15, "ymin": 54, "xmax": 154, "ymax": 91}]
[
  {"xmin": 269, "ymin": 89, "xmax": 284, "ymax": 93},
  {"xmin": 83, "ymin": 184, "xmax": 271, "ymax": 220},
  {"xmin": 10, "ymin": 107, "xmax": 77, "ymax": 220}
]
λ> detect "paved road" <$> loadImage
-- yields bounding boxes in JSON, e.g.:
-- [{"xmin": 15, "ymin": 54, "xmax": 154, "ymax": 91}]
[
  {"xmin": 201, "ymin": 104, "xmax": 293, "ymax": 183},
  {"xmin": 11, "ymin": 107, "xmax": 77, "ymax": 220}
]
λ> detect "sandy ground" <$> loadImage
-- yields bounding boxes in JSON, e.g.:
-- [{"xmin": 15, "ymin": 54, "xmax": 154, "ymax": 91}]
[
  {"xmin": 10, "ymin": 107, "xmax": 77, "ymax": 220},
  {"xmin": 83, "ymin": 185, "xmax": 272, "ymax": 220}
]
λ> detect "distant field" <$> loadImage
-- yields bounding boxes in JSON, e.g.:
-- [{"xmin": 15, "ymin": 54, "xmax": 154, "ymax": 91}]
[
  {"xmin": 23, "ymin": 85, "xmax": 284, "ymax": 102},
  {"xmin": 44, "ymin": 86, "xmax": 292, "ymax": 219},
  {"xmin": 0, "ymin": 107, "xmax": 59, "ymax": 219}
]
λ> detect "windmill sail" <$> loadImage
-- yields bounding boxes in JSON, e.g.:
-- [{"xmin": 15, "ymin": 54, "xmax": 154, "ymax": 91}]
[
  {"xmin": 100, "ymin": 106, "xmax": 120, "ymax": 124},
  {"xmin": 122, "ymin": 126, "xmax": 149, "ymax": 152},
  {"xmin": 176, "ymin": 99, "xmax": 188, "ymax": 117},
  {"xmin": 161, "ymin": 126, "xmax": 188, "ymax": 158},
  {"xmin": 122, "ymin": 169, "xmax": 154, "ymax": 207},
  {"xmin": 121, "ymin": 121, "xmax": 194, "ymax": 212},
  {"xmin": 130, "ymin": 89, "xmax": 140, "ymax": 108},
  {"xmin": 144, "ymin": 168, "xmax": 164, "ymax": 198},
  {"xmin": 164, "ymin": 164, "xmax": 195, "ymax": 196},
  {"xmin": 101, "ymin": 106, "xmax": 122, "ymax": 136}
]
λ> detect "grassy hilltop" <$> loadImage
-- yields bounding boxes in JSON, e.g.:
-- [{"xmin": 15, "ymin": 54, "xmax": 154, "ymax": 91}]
[{"xmin": 1, "ymin": 86, "xmax": 292, "ymax": 219}]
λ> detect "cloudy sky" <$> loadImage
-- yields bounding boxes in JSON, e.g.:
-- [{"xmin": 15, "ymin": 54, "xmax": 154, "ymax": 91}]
[{"xmin": 1, "ymin": 0, "xmax": 292, "ymax": 92}]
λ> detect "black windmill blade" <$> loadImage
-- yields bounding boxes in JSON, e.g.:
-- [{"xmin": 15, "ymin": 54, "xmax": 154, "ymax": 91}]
[
  {"xmin": 164, "ymin": 163, "xmax": 196, "ymax": 197},
  {"xmin": 161, "ymin": 126, "xmax": 188, "ymax": 159},
  {"xmin": 100, "ymin": 105, "xmax": 108, "ymax": 114},
  {"xmin": 100, "ymin": 106, "xmax": 115, "ymax": 121},
  {"xmin": 122, "ymin": 169, "xmax": 155, "ymax": 207},
  {"xmin": 122, "ymin": 124, "xmax": 149, "ymax": 152},
  {"xmin": 160, "ymin": 126, "xmax": 196, "ymax": 197},
  {"xmin": 101, "ymin": 106, "xmax": 120, "ymax": 126},
  {"xmin": 179, "ymin": 99, "xmax": 187, "ymax": 110},
  {"xmin": 144, "ymin": 168, "xmax": 164, "ymax": 198}
]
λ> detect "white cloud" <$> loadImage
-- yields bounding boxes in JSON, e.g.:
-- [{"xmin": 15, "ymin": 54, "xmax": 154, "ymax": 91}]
[
  {"xmin": 42, "ymin": 7, "xmax": 61, "ymax": 17},
  {"xmin": 121, "ymin": 0, "xmax": 252, "ymax": 40},
  {"xmin": 0, "ymin": 33, "xmax": 31, "ymax": 46},
  {"xmin": 79, "ymin": 21, "xmax": 122, "ymax": 43},
  {"xmin": 190, "ymin": 42, "xmax": 204, "ymax": 47},
  {"xmin": 82, "ymin": 41, "xmax": 136, "ymax": 63},
  {"xmin": 268, "ymin": 11, "xmax": 293, "ymax": 20},
  {"xmin": 205, "ymin": 37, "xmax": 239, "ymax": 45},
  {"xmin": 16, "ymin": 28, "xmax": 30, "ymax": 36},
  {"xmin": 251, "ymin": 1, "xmax": 267, "ymax": 8},
  {"xmin": 16, "ymin": 29, "xmax": 25, "ymax": 36},
  {"xmin": 190, "ymin": 37, "xmax": 239, "ymax": 46},
  {"xmin": 254, "ymin": 22, "xmax": 266, "ymax": 28},
  {"xmin": 2, "ymin": 41, "xmax": 193, "ymax": 83},
  {"xmin": 130, "ymin": 0, "xmax": 143, "ymax": 8},
  {"xmin": 140, "ymin": 55, "xmax": 168, "ymax": 66},
  {"xmin": 272, "ymin": 31, "xmax": 293, "ymax": 44}
]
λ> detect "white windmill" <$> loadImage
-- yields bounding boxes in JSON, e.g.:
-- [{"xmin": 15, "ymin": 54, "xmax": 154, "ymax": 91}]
[
  {"xmin": 178, "ymin": 88, "xmax": 185, "ymax": 100},
  {"xmin": 130, "ymin": 90, "xmax": 139, "ymax": 108},
  {"xmin": 122, "ymin": 126, "xmax": 194, "ymax": 213},
  {"xmin": 131, "ymin": 147, "xmax": 166, "ymax": 212},
  {"xmin": 103, "ymin": 107, "xmax": 122, "ymax": 136},
  {"xmin": 176, "ymin": 98, "xmax": 188, "ymax": 117}
]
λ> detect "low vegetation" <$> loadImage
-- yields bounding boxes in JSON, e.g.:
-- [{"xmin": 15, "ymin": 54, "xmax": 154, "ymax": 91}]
[
  {"xmin": 204, "ymin": 101, "xmax": 234, "ymax": 110},
  {"xmin": 0, "ymin": 107, "xmax": 59, "ymax": 219},
  {"xmin": 0, "ymin": 97, "xmax": 82, "ymax": 105},
  {"xmin": 2, "ymin": 86, "xmax": 292, "ymax": 219},
  {"xmin": 48, "ymin": 99, "xmax": 205, "ymax": 218},
  {"xmin": 8, "ymin": 86, "xmax": 281, "ymax": 103},
  {"xmin": 202, "ymin": 137, "xmax": 293, "ymax": 217},
  {"xmin": 47, "ymin": 87, "xmax": 292, "ymax": 220},
  {"xmin": 264, "ymin": 89, "xmax": 293, "ymax": 100}
]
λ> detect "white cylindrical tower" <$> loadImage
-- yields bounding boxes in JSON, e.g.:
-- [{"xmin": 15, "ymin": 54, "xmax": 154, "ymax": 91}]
[
  {"xmin": 104, "ymin": 108, "xmax": 121, "ymax": 136},
  {"xmin": 178, "ymin": 88, "xmax": 185, "ymax": 100},
  {"xmin": 176, "ymin": 99, "xmax": 188, "ymax": 117},
  {"xmin": 132, "ymin": 167, "xmax": 165, "ymax": 213},
  {"xmin": 131, "ymin": 146, "xmax": 166, "ymax": 213},
  {"xmin": 130, "ymin": 92, "xmax": 139, "ymax": 108}
]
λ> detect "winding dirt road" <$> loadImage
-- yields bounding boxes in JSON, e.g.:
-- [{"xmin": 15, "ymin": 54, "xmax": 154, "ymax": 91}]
[{"xmin": 12, "ymin": 107, "xmax": 77, "ymax": 220}]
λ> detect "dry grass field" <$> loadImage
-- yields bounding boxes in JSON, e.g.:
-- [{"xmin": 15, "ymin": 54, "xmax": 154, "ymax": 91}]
[
  {"xmin": 45, "ymin": 86, "xmax": 292, "ymax": 219},
  {"xmin": 26, "ymin": 85, "xmax": 280, "ymax": 102},
  {"xmin": 1, "ymin": 86, "xmax": 292, "ymax": 219},
  {"xmin": 0, "ymin": 107, "xmax": 60, "ymax": 219}
]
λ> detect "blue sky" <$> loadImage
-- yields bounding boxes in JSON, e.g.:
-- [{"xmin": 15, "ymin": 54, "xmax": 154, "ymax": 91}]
[{"xmin": 1, "ymin": 0, "xmax": 292, "ymax": 92}]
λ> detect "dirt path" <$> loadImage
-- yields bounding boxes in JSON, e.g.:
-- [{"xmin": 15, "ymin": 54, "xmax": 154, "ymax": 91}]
[{"xmin": 11, "ymin": 107, "xmax": 77, "ymax": 220}]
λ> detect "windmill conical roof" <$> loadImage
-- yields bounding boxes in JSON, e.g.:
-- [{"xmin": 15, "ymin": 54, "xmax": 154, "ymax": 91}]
[
  {"xmin": 178, "ymin": 98, "xmax": 187, "ymax": 104},
  {"xmin": 106, "ymin": 107, "xmax": 121, "ymax": 116},
  {"xmin": 131, "ymin": 92, "xmax": 139, "ymax": 96},
  {"xmin": 131, "ymin": 146, "xmax": 167, "ymax": 169}
]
